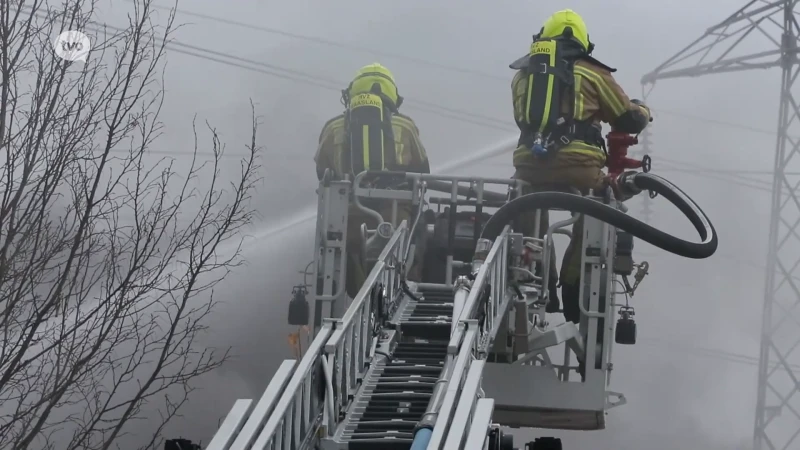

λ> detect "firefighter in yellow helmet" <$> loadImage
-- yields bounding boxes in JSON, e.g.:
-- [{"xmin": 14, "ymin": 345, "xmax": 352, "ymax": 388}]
[
  {"xmin": 508, "ymin": 9, "xmax": 651, "ymax": 323},
  {"xmin": 314, "ymin": 63, "xmax": 431, "ymax": 298}
]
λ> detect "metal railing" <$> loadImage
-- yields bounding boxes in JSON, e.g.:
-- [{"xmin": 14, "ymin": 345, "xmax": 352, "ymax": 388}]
[
  {"xmin": 250, "ymin": 323, "xmax": 334, "ymax": 450},
  {"xmin": 206, "ymin": 360, "xmax": 297, "ymax": 450},
  {"xmin": 323, "ymin": 220, "xmax": 409, "ymax": 430},
  {"xmin": 450, "ymin": 225, "xmax": 511, "ymax": 355},
  {"xmin": 424, "ymin": 226, "xmax": 511, "ymax": 450},
  {"xmin": 207, "ymin": 221, "xmax": 410, "ymax": 449},
  {"xmin": 460, "ymin": 399, "xmax": 495, "ymax": 450},
  {"xmin": 426, "ymin": 321, "xmax": 480, "ymax": 450},
  {"xmin": 443, "ymin": 360, "xmax": 488, "ymax": 450}
]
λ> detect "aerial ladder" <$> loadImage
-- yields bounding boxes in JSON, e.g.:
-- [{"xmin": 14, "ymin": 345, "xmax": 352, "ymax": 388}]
[{"xmin": 200, "ymin": 129, "xmax": 718, "ymax": 450}]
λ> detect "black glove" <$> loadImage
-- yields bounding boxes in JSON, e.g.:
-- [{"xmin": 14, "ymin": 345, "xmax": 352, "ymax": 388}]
[{"xmin": 630, "ymin": 99, "xmax": 654, "ymax": 122}]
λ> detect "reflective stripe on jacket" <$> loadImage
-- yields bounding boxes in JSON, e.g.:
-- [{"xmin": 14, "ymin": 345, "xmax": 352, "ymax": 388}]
[
  {"xmin": 511, "ymin": 59, "xmax": 647, "ymax": 169},
  {"xmin": 314, "ymin": 112, "xmax": 430, "ymax": 180}
]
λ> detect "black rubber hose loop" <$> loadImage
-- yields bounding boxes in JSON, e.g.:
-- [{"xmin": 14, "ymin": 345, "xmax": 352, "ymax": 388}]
[{"xmin": 480, "ymin": 173, "xmax": 717, "ymax": 260}]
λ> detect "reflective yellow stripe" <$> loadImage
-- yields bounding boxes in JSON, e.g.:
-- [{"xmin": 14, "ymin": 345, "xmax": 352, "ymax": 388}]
[
  {"xmin": 538, "ymin": 47, "xmax": 556, "ymax": 133},
  {"xmin": 393, "ymin": 115, "xmax": 425, "ymax": 165},
  {"xmin": 511, "ymin": 71, "xmax": 526, "ymax": 123},
  {"xmin": 322, "ymin": 118, "xmax": 346, "ymax": 176},
  {"xmin": 525, "ymin": 76, "xmax": 534, "ymax": 124},
  {"xmin": 574, "ymin": 75, "xmax": 585, "ymax": 120},
  {"xmin": 392, "ymin": 115, "xmax": 415, "ymax": 130},
  {"xmin": 362, "ymin": 125, "xmax": 370, "ymax": 168},
  {"xmin": 574, "ymin": 66, "xmax": 625, "ymax": 117},
  {"xmin": 513, "ymin": 143, "xmax": 605, "ymax": 163},
  {"xmin": 560, "ymin": 146, "xmax": 605, "ymax": 160}
]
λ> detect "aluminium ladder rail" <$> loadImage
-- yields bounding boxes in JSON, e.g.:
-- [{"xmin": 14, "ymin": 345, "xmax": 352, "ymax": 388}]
[
  {"xmin": 206, "ymin": 222, "xmax": 408, "ymax": 450},
  {"xmin": 207, "ymin": 224, "xmax": 514, "ymax": 450},
  {"xmin": 324, "ymin": 284, "xmax": 455, "ymax": 450}
]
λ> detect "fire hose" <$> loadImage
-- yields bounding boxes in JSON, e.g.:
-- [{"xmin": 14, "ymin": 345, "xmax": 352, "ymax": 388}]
[
  {"xmin": 480, "ymin": 127, "xmax": 717, "ymax": 259},
  {"xmin": 480, "ymin": 172, "xmax": 717, "ymax": 259}
]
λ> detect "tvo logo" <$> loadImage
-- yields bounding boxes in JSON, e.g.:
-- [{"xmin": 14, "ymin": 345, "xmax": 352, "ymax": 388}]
[{"xmin": 53, "ymin": 30, "xmax": 90, "ymax": 62}]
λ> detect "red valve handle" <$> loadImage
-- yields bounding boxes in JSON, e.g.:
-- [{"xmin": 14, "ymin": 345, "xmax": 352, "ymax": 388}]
[{"xmin": 605, "ymin": 130, "xmax": 650, "ymax": 178}]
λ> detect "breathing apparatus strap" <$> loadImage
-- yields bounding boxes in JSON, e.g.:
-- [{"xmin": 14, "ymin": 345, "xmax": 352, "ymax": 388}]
[
  {"xmin": 517, "ymin": 37, "xmax": 607, "ymax": 158},
  {"xmin": 517, "ymin": 119, "xmax": 603, "ymax": 152},
  {"xmin": 340, "ymin": 86, "xmax": 402, "ymax": 191}
]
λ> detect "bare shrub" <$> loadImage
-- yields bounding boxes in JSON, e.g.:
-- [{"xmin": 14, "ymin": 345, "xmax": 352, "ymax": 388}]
[{"xmin": 0, "ymin": 1, "xmax": 261, "ymax": 448}]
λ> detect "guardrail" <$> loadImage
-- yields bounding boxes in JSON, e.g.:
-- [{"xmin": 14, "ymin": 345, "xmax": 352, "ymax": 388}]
[
  {"xmin": 323, "ymin": 220, "xmax": 409, "ymax": 430},
  {"xmin": 423, "ymin": 226, "xmax": 511, "ymax": 450},
  {"xmin": 442, "ymin": 360, "xmax": 488, "ymax": 450},
  {"xmin": 460, "ymin": 399, "xmax": 495, "ymax": 450},
  {"xmin": 207, "ymin": 221, "xmax": 409, "ymax": 448},
  {"xmin": 205, "ymin": 360, "xmax": 297, "ymax": 450},
  {"xmin": 250, "ymin": 323, "xmax": 334, "ymax": 450},
  {"xmin": 449, "ymin": 225, "xmax": 511, "ymax": 355},
  {"xmin": 426, "ymin": 321, "xmax": 480, "ymax": 450}
]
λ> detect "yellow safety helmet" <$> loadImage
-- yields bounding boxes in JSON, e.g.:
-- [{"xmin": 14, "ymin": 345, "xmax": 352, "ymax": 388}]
[
  {"xmin": 539, "ymin": 9, "xmax": 593, "ymax": 53},
  {"xmin": 344, "ymin": 62, "xmax": 403, "ymax": 108}
]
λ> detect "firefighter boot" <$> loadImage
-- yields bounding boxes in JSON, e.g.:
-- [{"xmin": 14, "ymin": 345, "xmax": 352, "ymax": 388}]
[
  {"xmin": 533, "ymin": 259, "xmax": 561, "ymax": 313},
  {"xmin": 560, "ymin": 279, "xmax": 580, "ymax": 324},
  {"xmin": 546, "ymin": 276, "xmax": 561, "ymax": 313}
]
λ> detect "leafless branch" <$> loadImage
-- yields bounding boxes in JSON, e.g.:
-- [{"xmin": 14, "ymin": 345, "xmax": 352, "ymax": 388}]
[{"xmin": 0, "ymin": 1, "xmax": 262, "ymax": 448}]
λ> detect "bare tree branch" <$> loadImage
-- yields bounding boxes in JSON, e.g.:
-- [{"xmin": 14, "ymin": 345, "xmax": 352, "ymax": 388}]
[{"xmin": 0, "ymin": 1, "xmax": 262, "ymax": 448}]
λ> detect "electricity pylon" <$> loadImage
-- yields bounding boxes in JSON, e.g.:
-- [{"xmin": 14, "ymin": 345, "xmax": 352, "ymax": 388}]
[
  {"xmin": 641, "ymin": 2, "xmax": 800, "ymax": 449},
  {"xmin": 634, "ymin": 84, "xmax": 655, "ymax": 224}
]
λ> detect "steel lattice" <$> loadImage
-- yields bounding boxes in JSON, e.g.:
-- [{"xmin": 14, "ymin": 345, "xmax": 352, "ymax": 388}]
[{"xmin": 641, "ymin": 2, "xmax": 800, "ymax": 449}]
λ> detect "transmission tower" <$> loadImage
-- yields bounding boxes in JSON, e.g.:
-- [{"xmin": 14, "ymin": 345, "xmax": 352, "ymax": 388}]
[
  {"xmin": 634, "ymin": 84, "xmax": 655, "ymax": 224},
  {"xmin": 641, "ymin": 2, "xmax": 800, "ymax": 449}
]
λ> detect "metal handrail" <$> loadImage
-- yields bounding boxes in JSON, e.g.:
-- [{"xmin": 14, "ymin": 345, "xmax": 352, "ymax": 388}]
[
  {"xmin": 250, "ymin": 322, "xmax": 335, "ymax": 449},
  {"xmin": 448, "ymin": 226, "xmax": 511, "ymax": 355},
  {"xmin": 442, "ymin": 360, "xmax": 487, "ymax": 450},
  {"xmin": 427, "ymin": 227, "xmax": 512, "ymax": 450},
  {"xmin": 460, "ymin": 399, "xmax": 495, "ymax": 450},
  {"xmin": 224, "ymin": 360, "xmax": 297, "ymax": 450},
  {"xmin": 426, "ymin": 323, "xmax": 479, "ymax": 450},
  {"xmin": 205, "ymin": 399, "xmax": 254, "ymax": 450},
  {"xmin": 324, "ymin": 221, "xmax": 409, "ymax": 426}
]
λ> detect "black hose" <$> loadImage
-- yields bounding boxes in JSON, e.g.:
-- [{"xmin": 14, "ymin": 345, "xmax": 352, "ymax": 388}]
[{"xmin": 480, "ymin": 173, "xmax": 718, "ymax": 259}]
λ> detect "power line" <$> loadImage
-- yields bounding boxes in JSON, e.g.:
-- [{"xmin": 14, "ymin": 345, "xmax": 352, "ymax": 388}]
[
  {"xmin": 31, "ymin": 6, "xmax": 799, "ymax": 161},
  {"xmin": 22, "ymin": 5, "xmax": 515, "ymax": 134},
  {"xmin": 114, "ymin": 5, "xmax": 800, "ymax": 383},
  {"xmin": 638, "ymin": 338, "xmax": 800, "ymax": 372},
  {"xmin": 135, "ymin": 0, "xmax": 508, "ymax": 81},
  {"xmin": 654, "ymin": 108, "xmax": 799, "ymax": 140},
  {"xmin": 23, "ymin": 5, "xmax": 800, "ymax": 372},
  {"xmin": 138, "ymin": 2, "xmax": 797, "ymax": 143},
  {"xmin": 9, "ymin": 5, "xmax": 792, "ymax": 376},
  {"xmin": 482, "ymin": 152, "xmax": 776, "ymax": 192},
  {"xmin": 163, "ymin": 39, "xmax": 512, "ymax": 130},
  {"xmin": 61, "ymin": 10, "xmax": 791, "ymax": 199}
]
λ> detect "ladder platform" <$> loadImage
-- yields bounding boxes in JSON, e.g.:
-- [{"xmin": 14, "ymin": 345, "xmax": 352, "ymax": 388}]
[
  {"xmin": 324, "ymin": 282, "xmax": 454, "ymax": 450},
  {"xmin": 481, "ymin": 362, "xmax": 607, "ymax": 431}
]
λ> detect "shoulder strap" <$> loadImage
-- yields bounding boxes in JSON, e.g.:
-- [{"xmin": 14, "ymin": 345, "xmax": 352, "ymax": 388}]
[
  {"xmin": 578, "ymin": 54, "xmax": 617, "ymax": 72},
  {"xmin": 509, "ymin": 54, "xmax": 529, "ymax": 70}
]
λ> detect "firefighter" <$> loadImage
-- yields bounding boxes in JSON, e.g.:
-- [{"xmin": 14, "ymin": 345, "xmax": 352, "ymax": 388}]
[
  {"xmin": 314, "ymin": 63, "xmax": 431, "ymax": 298},
  {"xmin": 508, "ymin": 9, "xmax": 651, "ymax": 323}
]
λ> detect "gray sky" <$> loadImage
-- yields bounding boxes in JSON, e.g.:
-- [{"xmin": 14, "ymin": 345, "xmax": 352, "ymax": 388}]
[{"xmin": 88, "ymin": 0, "xmax": 800, "ymax": 449}]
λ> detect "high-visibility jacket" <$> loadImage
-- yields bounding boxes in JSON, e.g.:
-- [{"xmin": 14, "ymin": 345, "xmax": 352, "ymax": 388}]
[
  {"xmin": 511, "ymin": 59, "xmax": 651, "ymax": 170},
  {"xmin": 314, "ymin": 112, "xmax": 430, "ymax": 180}
]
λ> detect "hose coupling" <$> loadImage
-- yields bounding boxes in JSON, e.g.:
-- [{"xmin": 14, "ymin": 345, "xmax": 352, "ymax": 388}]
[{"xmin": 616, "ymin": 171, "xmax": 643, "ymax": 200}]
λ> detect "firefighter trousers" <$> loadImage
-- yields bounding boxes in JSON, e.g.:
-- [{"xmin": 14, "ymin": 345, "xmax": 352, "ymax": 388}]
[
  {"xmin": 512, "ymin": 166, "xmax": 606, "ymax": 324},
  {"xmin": 344, "ymin": 201, "xmax": 425, "ymax": 298}
]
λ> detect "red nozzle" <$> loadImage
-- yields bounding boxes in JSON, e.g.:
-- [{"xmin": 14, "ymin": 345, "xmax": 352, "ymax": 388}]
[{"xmin": 605, "ymin": 130, "xmax": 644, "ymax": 178}]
